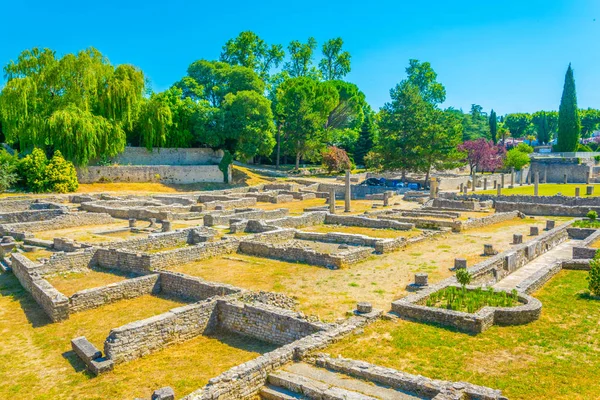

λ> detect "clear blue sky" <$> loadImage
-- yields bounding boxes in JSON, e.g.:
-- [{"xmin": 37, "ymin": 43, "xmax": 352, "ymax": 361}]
[{"xmin": 2, "ymin": 0, "xmax": 599, "ymax": 115}]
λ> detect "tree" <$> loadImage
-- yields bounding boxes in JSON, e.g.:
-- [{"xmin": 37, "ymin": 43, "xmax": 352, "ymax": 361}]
[
  {"xmin": 580, "ymin": 108, "xmax": 600, "ymax": 138},
  {"xmin": 353, "ymin": 105, "xmax": 379, "ymax": 165},
  {"xmin": 460, "ymin": 104, "xmax": 489, "ymax": 141},
  {"xmin": 0, "ymin": 47, "xmax": 146, "ymax": 165},
  {"xmin": 504, "ymin": 113, "xmax": 532, "ymax": 139},
  {"xmin": 276, "ymin": 77, "xmax": 338, "ymax": 169},
  {"xmin": 0, "ymin": 149, "xmax": 18, "ymax": 192},
  {"xmin": 504, "ymin": 148, "xmax": 531, "ymax": 171},
  {"xmin": 532, "ymin": 111, "xmax": 558, "ymax": 145},
  {"xmin": 456, "ymin": 268, "xmax": 472, "ymax": 291},
  {"xmin": 557, "ymin": 64, "xmax": 581, "ymax": 152},
  {"xmin": 220, "ymin": 31, "xmax": 284, "ymax": 80},
  {"xmin": 18, "ymin": 148, "xmax": 78, "ymax": 193},
  {"xmin": 318, "ymin": 38, "xmax": 351, "ymax": 81},
  {"xmin": 458, "ymin": 139, "xmax": 505, "ymax": 173},
  {"xmin": 322, "ymin": 146, "xmax": 351, "ymax": 173},
  {"xmin": 404, "ymin": 59, "xmax": 446, "ymax": 104},
  {"xmin": 489, "ymin": 109, "xmax": 498, "ymax": 144},
  {"xmin": 284, "ymin": 38, "xmax": 319, "ymax": 78}
]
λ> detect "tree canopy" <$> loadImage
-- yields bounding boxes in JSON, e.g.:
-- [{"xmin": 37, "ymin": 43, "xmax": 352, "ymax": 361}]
[{"xmin": 556, "ymin": 64, "xmax": 581, "ymax": 152}]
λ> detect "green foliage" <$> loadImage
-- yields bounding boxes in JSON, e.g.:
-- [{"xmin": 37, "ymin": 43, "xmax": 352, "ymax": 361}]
[
  {"xmin": 425, "ymin": 286, "xmax": 518, "ymax": 313},
  {"xmin": 318, "ymin": 38, "xmax": 351, "ymax": 81},
  {"xmin": 0, "ymin": 48, "xmax": 146, "ymax": 165},
  {"xmin": 504, "ymin": 148, "xmax": 531, "ymax": 171},
  {"xmin": 0, "ymin": 149, "xmax": 19, "ymax": 192},
  {"xmin": 456, "ymin": 268, "xmax": 472, "ymax": 288},
  {"xmin": 557, "ymin": 64, "xmax": 581, "ymax": 152},
  {"xmin": 588, "ymin": 255, "xmax": 600, "ymax": 296},
  {"xmin": 532, "ymin": 111, "xmax": 558, "ymax": 144},
  {"xmin": 587, "ymin": 210, "xmax": 597, "ymax": 221},
  {"xmin": 573, "ymin": 218, "xmax": 600, "ymax": 228},
  {"xmin": 577, "ymin": 143, "xmax": 593, "ymax": 152},
  {"xmin": 218, "ymin": 151, "xmax": 234, "ymax": 183},
  {"xmin": 18, "ymin": 148, "xmax": 78, "ymax": 193},
  {"xmin": 504, "ymin": 113, "xmax": 533, "ymax": 138},
  {"xmin": 322, "ymin": 146, "xmax": 351, "ymax": 174},
  {"xmin": 579, "ymin": 108, "xmax": 600, "ymax": 138},
  {"xmin": 516, "ymin": 143, "xmax": 534, "ymax": 153},
  {"xmin": 353, "ymin": 105, "xmax": 379, "ymax": 165},
  {"xmin": 363, "ymin": 151, "xmax": 383, "ymax": 171},
  {"xmin": 284, "ymin": 38, "xmax": 320, "ymax": 79},
  {"xmin": 219, "ymin": 31, "xmax": 284, "ymax": 80},
  {"xmin": 489, "ymin": 109, "xmax": 498, "ymax": 144}
]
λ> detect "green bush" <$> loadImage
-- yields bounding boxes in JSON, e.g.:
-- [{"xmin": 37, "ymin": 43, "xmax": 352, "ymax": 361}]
[
  {"xmin": 516, "ymin": 143, "xmax": 534, "ymax": 154},
  {"xmin": 19, "ymin": 148, "xmax": 78, "ymax": 193},
  {"xmin": 425, "ymin": 286, "xmax": 519, "ymax": 313},
  {"xmin": 587, "ymin": 210, "xmax": 598, "ymax": 221},
  {"xmin": 577, "ymin": 143, "xmax": 593, "ymax": 152},
  {"xmin": 504, "ymin": 148, "xmax": 531, "ymax": 171},
  {"xmin": 0, "ymin": 149, "xmax": 19, "ymax": 192},
  {"xmin": 588, "ymin": 256, "xmax": 600, "ymax": 296}
]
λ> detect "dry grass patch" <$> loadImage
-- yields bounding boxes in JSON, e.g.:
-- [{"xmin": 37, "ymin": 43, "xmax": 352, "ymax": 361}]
[
  {"xmin": 35, "ymin": 222, "xmax": 132, "ymax": 242},
  {"xmin": 46, "ymin": 269, "xmax": 131, "ymax": 297},
  {"xmin": 23, "ymin": 248, "xmax": 54, "ymax": 261},
  {"xmin": 325, "ymin": 270, "xmax": 600, "ymax": 400},
  {"xmin": 300, "ymin": 225, "xmax": 421, "ymax": 239}
]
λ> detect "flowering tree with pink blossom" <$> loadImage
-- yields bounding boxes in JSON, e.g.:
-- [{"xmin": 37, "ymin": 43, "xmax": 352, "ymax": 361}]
[{"xmin": 458, "ymin": 138, "xmax": 506, "ymax": 173}]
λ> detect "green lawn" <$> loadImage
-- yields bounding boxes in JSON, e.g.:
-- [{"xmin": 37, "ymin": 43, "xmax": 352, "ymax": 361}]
[
  {"xmin": 479, "ymin": 183, "xmax": 600, "ymax": 197},
  {"xmin": 326, "ymin": 270, "xmax": 600, "ymax": 400}
]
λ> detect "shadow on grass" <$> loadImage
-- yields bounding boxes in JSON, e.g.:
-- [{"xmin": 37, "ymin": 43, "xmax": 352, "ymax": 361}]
[
  {"xmin": 208, "ymin": 329, "xmax": 278, "ymax": 354},
  {"xmin": 576, "ymin": 291, "xmax": 600, "ymax": 301},
  {"xmin": 61, "ymin": 350, "xmax": 92, "ymax": 375},
  {"xmin": 0, "ymin": 272, "xmax": 51, "ymax": 328}
]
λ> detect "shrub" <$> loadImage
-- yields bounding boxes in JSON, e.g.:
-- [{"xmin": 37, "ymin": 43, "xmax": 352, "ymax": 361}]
[
  {"xmin": 0, "ymin": 149, "xmax": 19, "ymax": 192},
  {"xmin": 363, "ymin": 151, "xmax": 383, "ymax": 171},
  {"xmin": 504, "ymin": 148, "xmax": 531, "ymax": 171},
  {"xmin": 577, "ymin": 143, "xmax": 593, "ymax": 152},
  {"xmin": 456, "ymin": 268, "xmax": 472, "ymax": 289},
  {"xmin": 587, "ymin": 210, "xmax": 598, "ymax": 221},
  {"xmin": 588, "ymin": 256, "xmax": 600, "ymax": 296},
  {"xmin": 516, "ymin": 143, "xmax": 534, "ymax": 154},
  {"xmin": 45, "ymin": 151, "xmax": 78, "ymax": 193},
  {"xmin": 322, "ymin": 146, "xmax": 351, "ymax": 174},
  {"xmin": 19, "ymin": 148, "xmax": 78, "ymax": 193}
]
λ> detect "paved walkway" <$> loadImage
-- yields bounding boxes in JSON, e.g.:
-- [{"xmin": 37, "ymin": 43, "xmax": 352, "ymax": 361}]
[{"xmin": 493, "ymin": 240, "xmax": 579, "ymax": 291}]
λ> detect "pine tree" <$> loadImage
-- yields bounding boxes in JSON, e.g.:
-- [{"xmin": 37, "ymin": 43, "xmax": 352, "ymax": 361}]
[
  {"xmin": 489, "ymin": 109, "xmax": 497, "ymax": 144},
  {"xmin": 557, "ymin": 64, "xmax": 581, "ymax": 152}
]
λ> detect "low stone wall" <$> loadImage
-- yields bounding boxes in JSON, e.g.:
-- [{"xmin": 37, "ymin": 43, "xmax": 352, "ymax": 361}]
[
  {"xmin": 293, "ymin": 230, "xmax": 405, "ymax": 254},
  {"xmin": 325, "ymin": 214, "xmax": 414, "ymax": 231},
  {"xmin": 243, "ymin": 193, "xmax": 295, "ymax": 204},
  {"xmin": 204, "ymin": 208, "xmax": 289, "ymax": 227},
  {"xmin": 159, "ymin": 271, "xmax": 243, "ymax": 301},
  {"xmin": 38, "ymin": 248, "xmax": 97, "ymax": 276},
  {"xmin": 99, "ymin": 147, "xmax": 224, "ymax": 166},
  {"xmin": 495, "ymin": 201, "xmax": 600, "ymax": 217},
  {"xmin": 431, "ymin": 198, "xmax": 493, "ymax": 211},
  {"xmin": 77, "ymin": 165, "xmax": 227, "ymax": 184},
  {"xmin": 573, "ymin": 246, "xmax": 597, "ymax": 259},
  {"xmin": 11, "ymin": 253, "xmax": 69, "ymax": 322},
  {"xmin": 530, "ymin": 158, "xmax": 592, "ymax": 183},
  {"xmin": 69, "ymin": 274, "xmax": 161, "ymax": 313},
  {"xmin": 104, "ymin": 298, "xmax": 223, "ymax": 364},
  {"xmin": 392, "ymin": 284, "xmax": 541, "ymax": 334},
  {"xmin": 458, "ymin": 193, "xmax": 600, "ymax": 207},
  {"xmin": 218, "ymin": 301, "xmax": 325, "ymax": 345},
  {"xmin": 376, "ymin": 214, "xmax": 459, "ymax": 231},
  {"xmin": 80, "ymin": 201, "xmax": 174, "ymax": 221},
  {"xmin": 195, "ymin": 197, "xmax": 257, "ymax": 211},
  {"xmin": 0, "ymin": 209, "xmax": 66, "ymax": 224},
  {"xmin": 460, "ymin": 211, "xmax": 522, "ymax": 231},
  {"xmin": 256, "ymin": 212, "xmax": 328, "ymax": 230},
  {"xmin": 0, "ymin": 212, "xmax": 117, "ymax": 236},
  {"xmin": 314, "ymin": 355, "xmax": 505, "ymax": 400}
]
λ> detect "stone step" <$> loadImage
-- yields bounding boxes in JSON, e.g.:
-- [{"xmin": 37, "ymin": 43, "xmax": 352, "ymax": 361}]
[
  {"xmin": 268, "ymin": 370, "xmax": 379, "ymax": 400},
  {"xmin": 260, "ymin": 385, "xmax": 306, "ymax": 400}
]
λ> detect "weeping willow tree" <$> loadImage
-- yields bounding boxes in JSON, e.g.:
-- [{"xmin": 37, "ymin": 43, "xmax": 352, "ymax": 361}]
[{"xmin": 0, "ymin": 47, "xmax": 146, "ymax": 165}]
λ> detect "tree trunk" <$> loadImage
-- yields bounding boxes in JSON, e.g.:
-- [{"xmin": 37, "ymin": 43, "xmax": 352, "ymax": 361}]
[
  {"xmin": 295, "ymin": 152, "xmax": 301, "ymax": 170},
  {"xmin": 424, "ymin": 169, "xmax": 430, "ymax": 190}
]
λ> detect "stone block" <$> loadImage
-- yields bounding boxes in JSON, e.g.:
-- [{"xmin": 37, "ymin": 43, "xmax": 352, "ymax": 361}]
[
  {"xmin": 414, "ymin": 273, "xmax": 428, "ymax": 286},
  {"xmin": 128, "ymin": 218, "xmax": 136, "ymax": 228},
  {"xmin": 89, "ymin": 357, "xmax": 114, "ymax": 375},
  {"xmin": 587, "ymin": 186, "xmax": 594, "ymax": 196},
  {"xmin": 546, "ymin": 220, "xmax": 555, "ymax": 230},
  {"xmin": 454, "ymin": 258, "xmax": 467, "ymax": 270},
  {"xmin": 483, "ymin": 244, "xmax": 497, "ymax": 256},
  {"xmin": 513, "ymin": 234, "xmax": 523, "ymax": 244},
  {"xmin": 530, "ymin": 226, "xmax": 539, "ymax": 236},
  {"xmin": 152, "ymin": 387, "xmax": 175, "ymax": 400},
  {"xmin": 356, "ymin": 302, "xmax": 373, "ymax": 313},
  {"xmin": 71, "ymin": 336, "xmax": 101, "ymax": 362},
  {"xmin": 575, "ymin": 187, "xmax": 580, "ymax": 197}
]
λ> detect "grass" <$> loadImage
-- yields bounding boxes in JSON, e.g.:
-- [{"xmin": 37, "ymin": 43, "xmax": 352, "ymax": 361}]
[
  {"xmin": 23, "ymin": 248, "xmax": 54, "ymax": 261},
  {"xmin": 46, "ymin": 268, "xmax": 131, "ymax": 297},
  {"xmin": 326, "ymin": 270, "xmax": 600, "ymax": 400},
  {"xmin": 572, "ymin": 219, "xmax": 600, "ymax": 228},
  {"xmin": 479, "ymin": 183, "xmax": 600, "ymax": 197},
  {"xmin": 425, "ymin": 286, "xmax": 519, "ymax": 313},
  {"xmin": 170, "ymin": 217, "xmax": 550, "ymax": 321},
  {"xmin": 0, "ymin": 273, "xmax": 274, "ymax": 399}
]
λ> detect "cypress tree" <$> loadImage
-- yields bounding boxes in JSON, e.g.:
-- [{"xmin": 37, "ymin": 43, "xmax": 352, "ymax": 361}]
[
  {"xmin": 557, "ymin": 64, "xmax": 581, "ymax": 152},
  {"xmin": 489, "ymin": 109, "xmax": 497, "ymax": 144}
]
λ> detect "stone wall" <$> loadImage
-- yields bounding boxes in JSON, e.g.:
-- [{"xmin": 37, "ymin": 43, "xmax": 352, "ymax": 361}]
[
  {"xmin": 460, "ymin": 211, "xmax": 522, "ymax": 231},
  {"xmin": 38, "ymin": 248, "xmax": 97, "ymax": 276},
  {"xmin": 11, "ymin": 253, "xmax": 69, "ymax": 322},
  {"xmin": 325, "ymin": 214, "xmax": 414, "ymax": 231},
  {"xmin": 77, "ymin": 165, "xmax": 227, "ymax": 184},
  {"xmin": 217, "ymin": 301, "xmax": 325, "ymax": 345},
  {"xmin": 204, "ymin": 208, "xmax": 289, "ymax": 227},
  {"xmin": 159, "ymin": 271, "xmax": 243, "ymax": 301},
  {"xmin": 256, "ymin": 212, "xmax": 328, "ymax": 230},
  {"xmin": 530, "ymin": 158, "xmax": 592, "ymax": 183},
  {"xmin": 0, "ymin": 209, "xmax": 66, "ymax": 224},
  {"xmin": 80, "ymin": 201, "xmax": 174, "ymax": 221},
  {"xmin": 99, "ymin": 147, "xmax": 223, "ymax": 166},
  {"xmin": 458, "ymin": 193, "xmax": 600, "ymax": 207},
  {"xmin": 69, "ymin": 274, "xmax": 161, "ymax": 313},
  {"xmin": 195, "ymin": 197, "xmax": 257, "ymax": 211},
  {"xmin": 0, "ymin": 212, "xmax": 117, "ymax": 236},
  {"xmin": 495, "ymin": 201, "xmax": 600, "ymax": 216},
  {"xmin": 431, "ymin": 198, "xmax": 493, "ymax": 211}
]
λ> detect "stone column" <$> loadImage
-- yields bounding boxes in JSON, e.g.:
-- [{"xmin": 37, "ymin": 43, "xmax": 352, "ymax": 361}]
[
  {"xmin": 344, "ymin": 170, "xmax": 351, "ymax": 213},
  {"xmin": 513, "ymin": 234, "xmax": 523, "ymax": 244},
  {"xmin": 587, "ymin": 186, "xmax": 595, "ymax": 196},
  {"xmin": 501, "ymin": 174, "xmax": 505, "ymax": 188},
  {"xmin": 483, "ymin": 178, "xmax": 488, "ymax": 191},
  {"xmin": 497, "ymin": 184, "xmax": 502, "ymax": 196},
  {"xmin": 520, "ymin": 169, "xmax": 524, "ymax": 186},
  {"xmin": 329, "ymin": 189, "xmax": 336, "ymax": 214},
  {"xmin": 526, "ymin": 170, "xmax": 531, "ymax": 185},
  {"xmin": 543, "ymin": 168, "xmax": 547, "ymax": 184},
  {"xmin": 510, "ymin": 168, "xmax": 515, "ymax": 188},
  {"xmin": 564, "ymin": 174, "xmax": 568, "ymax": 184},
  {"xmin": 546, "ymin": 220, "xmax": 555, "ymax": 230},
  {"xmin": 483, "ymin": 244, "xmax": 496, "ymax": 256},
  {"xmin": 454, "ymin": 258, "xmax": 467, "ymax": 270},
  {"xmin": 414, "ymin": 273, "xmax": 429, "ymax": 287},
  {"xmin": 128, "ymin": 218, "xmax": 136, "ymax": 228},
  {"xmin": 430, "ymin": 177, "xmax": 437, "ymax": 199},
  {"xmin": 161, "ymin": 220, "xmax": 172, "ymax": 232},
  {"xmin": 575, "ymin": 187, "xmax": 581, "ymax": 197},
  {"xmin": 530, "ymin": 226, "xmax": 539, "ymax": 236},
  {"xmin": 459, "ymin": 183, "xmax": 464, "ymax": 193},
  {"xmin": 493, "ymin": 180, "xmax": 497, "ymax": 189},
  {"xmin": 463, "ymin": 185, "xmax": 468, "ymax": 195},
  {"xmin": 383, "ymin": 191, "xmax": 392, "ymax": 206},
  {"xmin": 534, "ymin": 172, "xmax": 539, "ymax": 196}
]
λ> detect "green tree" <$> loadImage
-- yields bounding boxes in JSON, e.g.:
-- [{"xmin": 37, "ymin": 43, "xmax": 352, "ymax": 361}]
[
  {"xmin": 504, "ymin": 148, "xmax": 531, "ymax": 171},
  {"xmin": 318, "ymin": 38, "xmax": 351, "ymax": 81},
  {"xmin": 504, "ymin": 113, "xmax": 532, "ymax": 138},
  {"xmin": 284, "ymin": 38, "xmax": 319, "ymax": 78},
  {"xmin": 276, "ymin": 77, "xmax": 338, "ymax": 169},
  {"xmin": 580, "ymin": 108, "xmax": 600, "ymax": 138},
  {"xmin": 0, "ymin": 148, "xmax": 18, "ymax": 192},
  {"xmin": 489, "ymin": 109, "xmax": 498, "ymax": 144},
  {"xmin": 353, "ymin": 105, "xmax": 379, "ymax": 165},
  {"xmin": 556, "ymin": 64, "xmax": 581, "ymax": 152},
  {"xmin": 219, "ymin": 31, "xmax": 284, "ymax": 80},
  {"xmin": 404, "ymin": 59, "xmax": 446, "ymax": 104},
  {"xmin": 531, "ymin": 111, "xmax": 558, "ymax": 145},
  {"xmin": 45, "ymin": 150, "xmax": 79, "ymax": 193},
  {"xmin": 0, "ymin": 47, "xmax": 146, "ymax": 165}
]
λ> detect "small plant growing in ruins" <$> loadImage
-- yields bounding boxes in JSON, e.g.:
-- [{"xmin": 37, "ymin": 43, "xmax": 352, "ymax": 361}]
[
  {"xmin": 456, "ymin": 268, "xmax": 472, "ymax": 291},
  {"xmin": 588, "ymin": 255, "xmax": 600, "ymax": 297},
  {"xmin": 586, "ymin": 210, "xmax": 598, "ymax": 221},
  {"xmin": 426, "ymin": 285, "xmax": 518, "ymax": 313}
]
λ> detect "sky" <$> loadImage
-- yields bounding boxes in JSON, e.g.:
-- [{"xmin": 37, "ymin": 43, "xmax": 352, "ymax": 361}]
[{"xmin": 2, "ymin": 0, "xmax": 600, "ymax": 115}]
